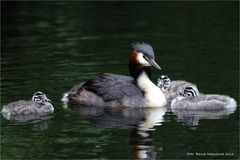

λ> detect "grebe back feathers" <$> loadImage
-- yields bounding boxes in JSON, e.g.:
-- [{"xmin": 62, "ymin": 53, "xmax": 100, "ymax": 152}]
[
  {"xmin": 171, "ymin": 86, "xmax": 237, "ymax": 111},
  {"xmin": 1, "ymin": 92, "xmax": 54, "ymax": 120},
  {"xmin": 64, "ymin": 42, "xmax": 167, "ymax": 108}
]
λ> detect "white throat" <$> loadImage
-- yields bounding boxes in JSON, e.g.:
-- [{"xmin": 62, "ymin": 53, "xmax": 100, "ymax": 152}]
[{"xmin": 136, "ymin": 72, "xmax": 167, "ymax": 107}]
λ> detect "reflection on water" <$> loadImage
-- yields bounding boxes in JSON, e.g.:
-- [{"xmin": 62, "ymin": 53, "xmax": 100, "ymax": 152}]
[
  {"xmin": 66, "ymin": 105, "xmax": 167, "ymax": 129},
  {"xmin": 66, "ymin": 105, "xmax": 167, "ymax": 159},
  {"xmin": 9, "ymin": 117, "xmax": 52, "ymax": 131},
  {"xmin": 131, "ymin": 128, "xmax": 157, "ymax": 160},
  {"xmin": 172, "ymin": 107, "xmax": 237, "ymax": 127},
  {"xmin": 132, "ymin": 107, "xmax": 167, "ymax": 159},
  {"xmin": 64, "ymin": 102, "xmax": 237, "ymax": 159}
]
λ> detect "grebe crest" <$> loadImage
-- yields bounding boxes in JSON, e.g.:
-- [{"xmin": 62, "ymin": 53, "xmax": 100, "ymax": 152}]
[
  {"xmin": 130, "ymin": 42, "xmax": 167, "ymax": 107},
  {"xmin": 129, "ymin": 42, "xmax": 161, "ymax": 80},
  {"xmin": 64, "ymin": 42, "xmax": 167, "ymax": 108}
]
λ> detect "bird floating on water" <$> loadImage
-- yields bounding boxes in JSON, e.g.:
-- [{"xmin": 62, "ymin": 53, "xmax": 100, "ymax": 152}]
[
  {"xmin": 1, "ymin": 92, "xmax": 54, "ymax": 120},
  {"xmin": 157, "ymin": 75, "xmax": 197, "ymax": 103},
  {"xmin": 62, "ymin": 42, "xmax": 167, "ymax": 108},
  {"xmin": 157, "ymin": 75, "xmax": 236, "ymax": 111},
  {"xmin": 171, "ymin": 85, "xmax": 237, "ymax": 111}
]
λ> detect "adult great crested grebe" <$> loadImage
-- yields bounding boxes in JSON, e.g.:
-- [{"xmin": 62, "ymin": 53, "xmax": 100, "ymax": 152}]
[
  {"xmin": 62, "ymin": 42, "xmax": 167, "ymax": 108},
  {"xmin": 1, "ymin": 92, "xmax": 54, "ymax": 120}
]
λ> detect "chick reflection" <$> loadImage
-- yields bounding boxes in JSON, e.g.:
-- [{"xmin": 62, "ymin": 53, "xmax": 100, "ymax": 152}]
[
  {"xmin": 3, "ymin": 114, "xmax": 54, "ymax": 123},
  {"xmin": 5, "ymin": 115, "xmax": 54, "ymax": 131},
  {"xmin": 172, "ymin": 108, "xmax": 236, "ymax": 127}
]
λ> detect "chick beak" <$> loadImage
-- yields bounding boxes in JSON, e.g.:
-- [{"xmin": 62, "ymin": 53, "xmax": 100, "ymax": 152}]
[
  {"xmin": 44, "ymin": 98, "xmax": 51, "ymax": 102},
  {"xmin": 147, "ymin": 59, "xmax": 161, "ymax": 70}
]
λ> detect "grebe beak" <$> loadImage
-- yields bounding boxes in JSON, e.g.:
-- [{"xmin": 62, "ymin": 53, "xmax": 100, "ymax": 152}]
[{"xmin": 147, "ymin": 59, "xmax": 161, "ymax": 70}]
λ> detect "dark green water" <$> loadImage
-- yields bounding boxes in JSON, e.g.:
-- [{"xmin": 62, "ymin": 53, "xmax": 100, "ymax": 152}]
[{"xmin": 1, "ymin": 2, "xmax": 239, "ymax": 159}]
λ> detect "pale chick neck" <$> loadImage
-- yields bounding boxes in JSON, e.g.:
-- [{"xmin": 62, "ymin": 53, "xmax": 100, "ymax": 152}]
[{"xmin": 136, "ymin": 71, "xmax": 167, "ymax": 107}]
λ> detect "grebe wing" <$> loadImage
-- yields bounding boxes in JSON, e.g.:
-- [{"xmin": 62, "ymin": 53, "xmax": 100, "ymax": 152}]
[{"xmin": 82, "ymin": 73, "xmax": 144, "ymax": 102}]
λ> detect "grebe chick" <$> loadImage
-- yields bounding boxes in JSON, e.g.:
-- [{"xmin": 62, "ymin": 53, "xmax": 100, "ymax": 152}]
[
  {"xmin": 157, "ymin": 75, "xmax": 197, "ymax": 103},
  {"xmin": 171, "ymin": 86, "xmax": 237, "ymax": 111},
  {"xmin": 63, "ymin": 42, "xmax": 167, "ymax": 108},
  {"xmin": 1, "ymin": 92, "xmax": 54, "ymax": 120}
]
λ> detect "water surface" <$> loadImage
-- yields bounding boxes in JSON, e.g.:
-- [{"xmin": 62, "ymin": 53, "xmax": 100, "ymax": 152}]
[{"xmin": 1, "ymin": 2, "xmax": 239, "ymax": 159}]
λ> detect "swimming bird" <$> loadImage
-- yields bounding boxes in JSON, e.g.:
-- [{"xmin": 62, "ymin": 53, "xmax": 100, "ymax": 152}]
[
  {"xmin": 157, "ymin": 75, "xmax": 197, "ymax": 103},
  {"xmin": 1, "ymin": 92, "xmax": 54, "ymax": 120},
  {"xmin": 171, "ymin": 85, "xmax": 237, "ymax": 111},
  {"xmin": 62, "ymin": 42, "xmax": 167, "ymax": 108}
]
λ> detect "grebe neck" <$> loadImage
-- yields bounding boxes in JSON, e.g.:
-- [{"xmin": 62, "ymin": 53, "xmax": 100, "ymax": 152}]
[
  {"xmin": 136, "ymin": 71, "xmax": 167, "ymax": 107},
  {"xmin": 129, "ymin": 59, "xmax": 152, "ymax": 80}
]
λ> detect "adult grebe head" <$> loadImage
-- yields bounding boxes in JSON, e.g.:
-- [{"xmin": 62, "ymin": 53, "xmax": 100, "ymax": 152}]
[
  {"xmin": 129, "ymin": 42, "xmax": 161, "ymax": 79},
  {"xmin": 32, "ymin": 91, "xmax": 51, "ymax": 105}
]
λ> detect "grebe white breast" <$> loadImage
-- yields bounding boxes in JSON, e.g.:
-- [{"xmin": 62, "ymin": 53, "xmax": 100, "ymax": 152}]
[
  {"xmin": 62, "ymin": 42, "xmax": 167, "ymax": 108},
  {"xmin": 1, "ymin": 92, "xmax": 54, "ymax": 120},
  {"xmin": 157, "ymin": 75, "xmax": 197, "ymax": 103}
]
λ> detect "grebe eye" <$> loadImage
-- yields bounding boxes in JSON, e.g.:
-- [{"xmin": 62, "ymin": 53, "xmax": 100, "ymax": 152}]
[{"xmin": 143, "ymin": 55, "xmax": 148, "ymax": 60}]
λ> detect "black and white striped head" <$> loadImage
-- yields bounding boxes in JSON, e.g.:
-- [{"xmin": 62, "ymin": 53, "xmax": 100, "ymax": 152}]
[
  {"xmin": 32, "ymin": 92, "xmax": 51, "ymax": 104},
  {"xmin": 157, "ymin": 75, "xmax": 171, "ymax": 91},
  {"xmin": 177, "ymin": 85, "xmax": 199, "ymax": 98}
]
